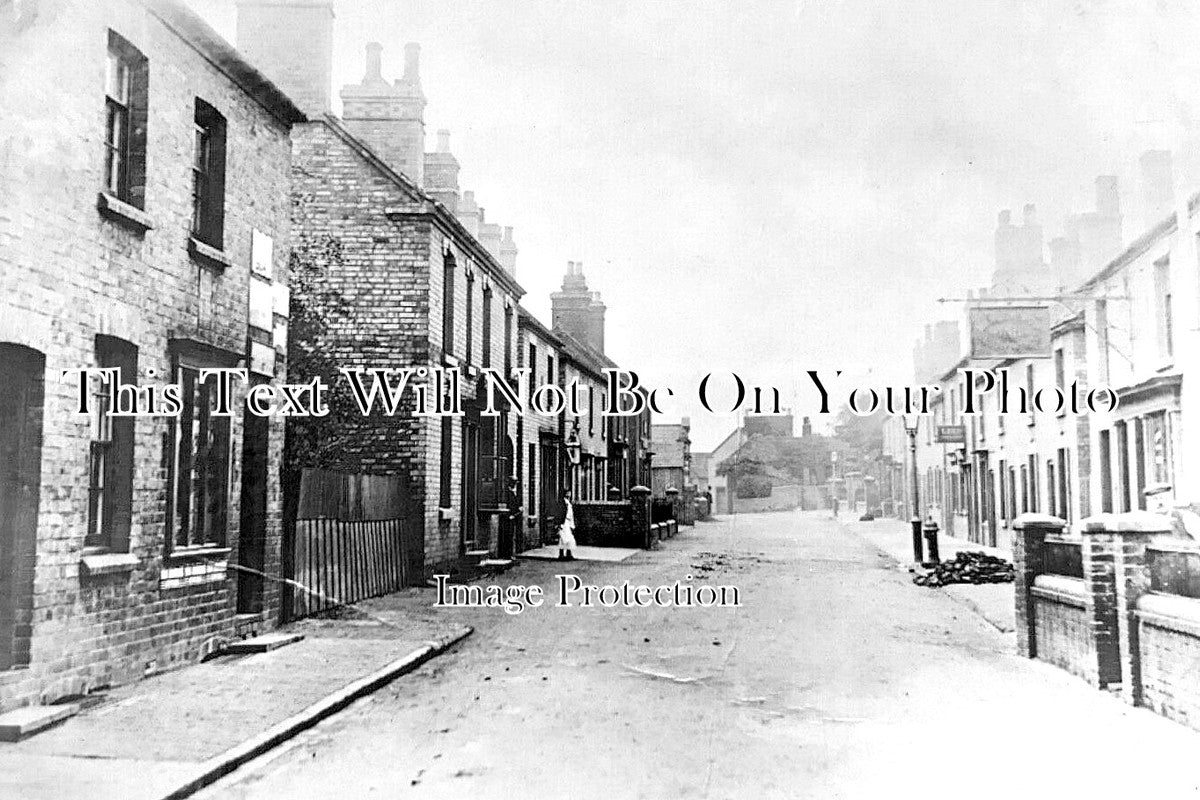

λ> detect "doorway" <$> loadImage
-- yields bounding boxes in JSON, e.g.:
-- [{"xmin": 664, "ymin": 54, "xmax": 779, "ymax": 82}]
[
  {"xmin": 461, "ymin": 407, "xmax": 480, "ymax": 552},
  {"xmin": 237, "ymin": 390, "xmax": 269, "ymax": 615},
  {"xmin": 0, "ymin": 344, "xmax": 44, "ymax": 671},
  {"xmin": 538, "ymin": 437, "xmax": 560, "ymax": 545}
]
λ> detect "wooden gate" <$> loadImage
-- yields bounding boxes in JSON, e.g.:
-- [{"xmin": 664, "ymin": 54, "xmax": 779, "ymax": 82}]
[{"xmin": 285, "ymin": 468, "xmax": 421, "ymax": 620}]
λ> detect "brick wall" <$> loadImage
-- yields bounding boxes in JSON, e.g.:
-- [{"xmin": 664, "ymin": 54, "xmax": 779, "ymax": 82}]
[
  {"xmin": 287, "ymin": 119, "xmax": 523, "ymax": 578},
  {"xmin": 1137, "ymin": 600, "xmax": 1200, "ymax": 730},
  {"xmin": 1031, "ymin": 579, "xmax": 1095, "ymax": 682},
  {"xmin": 0, "ymin": 0, "xmax": 295, "ymax": 710},
  {"xmin": 573, "ymin": 502, "xmax": 637, "ymax": 548}
]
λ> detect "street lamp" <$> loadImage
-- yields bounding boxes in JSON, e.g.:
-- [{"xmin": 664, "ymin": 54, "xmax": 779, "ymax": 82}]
[
  {"xmin": 564, "ymin": 420, "xmax": 581, "ymax": 496},
  {"xmin": 902, "ymin": 414, "xmax": 924, "ymax": 565}
]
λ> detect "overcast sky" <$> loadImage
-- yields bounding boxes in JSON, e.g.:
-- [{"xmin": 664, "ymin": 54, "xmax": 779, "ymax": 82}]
[{"xmin": 193, "ymin": 0, "xmax": 1200, "ymax": 450}]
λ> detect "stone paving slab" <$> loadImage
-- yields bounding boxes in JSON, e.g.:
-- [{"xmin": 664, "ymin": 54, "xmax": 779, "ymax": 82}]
[
  {"xmin": 0, "ymin": 590, "xmax": 470, "ymax": 799},
  {"xmin": 0, "ymin": 754, "xmax": 201, "ymax": 800},
  {"xmin": 520, "ymin": 545, "xmax": 639, "ymax": 562},
  {"xmin": 835, "ymin": 513, "xmax": 1017, "ymax": 634}
]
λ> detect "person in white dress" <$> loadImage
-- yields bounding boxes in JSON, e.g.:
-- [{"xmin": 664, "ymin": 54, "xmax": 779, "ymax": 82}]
[{"xmin": 557, "ymin": 488, "xmax": 577, "ymax": 561}]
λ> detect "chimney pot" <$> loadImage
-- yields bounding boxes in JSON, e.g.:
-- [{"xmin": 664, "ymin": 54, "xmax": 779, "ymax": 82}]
[
  {"xmin": 1023, "ymin": 203, "xmax": 1037, "ymax": 225},
  {"xmin": 437, "ymin": 129, "xmax": 451, "ymax": 153},
  {"xmin": 404, "ymin": 42, "xmax": 421, "ymax": 82},
  {"xmin": 503, "ymin": 226, "xmax": 513, "ymax": 242},
  {"xmin": 364, "ymin": 42, "xmax": 383, "ymax": 81},
  {"xmin": 998, "ymin": 210, "xmax": 1011, "ymax": 226}
]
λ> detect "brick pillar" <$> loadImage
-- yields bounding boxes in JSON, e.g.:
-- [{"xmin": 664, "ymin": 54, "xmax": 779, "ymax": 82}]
[
  {"xmin": 1110, "ymin": 511, "xmax": 1170, "ymax": 706},
  {"xmin": 1013, "ymin": 513, "xmax": 1065, "ymax": 658},
  {"xmin": 630, "ymin": 486, "xmax": 653, "ymax": 550},
  {"xmin": 1080, "ymin": 515, "xmax": 1121, "ymax": 687},
  {"xmin": 680, "ymin": 486, "xmax": 697, "ymax": 526},
  {"xmin": 666, "ymin": 487, "xmax": 680, "ymax": 524}
]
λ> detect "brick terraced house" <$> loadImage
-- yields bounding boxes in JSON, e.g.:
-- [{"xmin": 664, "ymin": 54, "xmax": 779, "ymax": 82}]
[
  {"xmin": 236, "ymin": 2, "xmax": 655, "ymax": 580},
  {"xmin": 0, "ymin": 0, "xmax": 302, "ymax": 712},
  {"xmin": 238, "ymin": 4, "xmax": 529, "ymax": 577},
  {"xmin": 516, "ymin": 263, "xmax": 653, "ymax": 553}
]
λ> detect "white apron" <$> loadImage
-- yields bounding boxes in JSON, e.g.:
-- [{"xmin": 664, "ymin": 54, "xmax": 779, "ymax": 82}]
[{"xmin": 558, "ymin": 500, "xmax": 577, "ymax": 549}]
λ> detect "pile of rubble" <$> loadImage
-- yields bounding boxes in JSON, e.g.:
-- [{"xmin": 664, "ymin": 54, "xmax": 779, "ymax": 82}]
[{"xmin": 913, "ymin": 551, "xmax": 1014, "ymax": 587}]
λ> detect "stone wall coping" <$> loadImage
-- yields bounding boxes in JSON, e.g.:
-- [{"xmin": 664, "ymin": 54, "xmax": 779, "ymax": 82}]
[
  {"xmin": 1013, "ymin": 513, "xmax": 1067, "ymax": 531},
  {"xmin": 1080, "ymin": 511, "xmax": 1174, "ymax": 534},
  {"xmin": 1031, "ymin": 574, "xmax": 1087, "ymax": 607},
  {"xmin": 1138, "ymin": 593, "xmax": 1200, "ymax": 637}
]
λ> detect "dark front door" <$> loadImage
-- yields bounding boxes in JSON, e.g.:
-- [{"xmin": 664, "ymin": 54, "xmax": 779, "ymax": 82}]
[
  {"xmin": 461, "ymin": 409, "xmax": 480, "ymax": 551},
  {"xmin": 539, "ymin": 438, "xmax": 560, "ymax": 545},
  {"xmin": 237, "ymin": 393, "xmax": 269, "ymax": 614},
  {"xmin": 0, "ymin": 344, "xmax": 44, "ymax": 671}
]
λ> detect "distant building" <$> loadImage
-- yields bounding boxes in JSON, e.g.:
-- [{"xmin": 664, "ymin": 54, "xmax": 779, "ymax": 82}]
[
  {"xmin": 743, "ymin": 413, "xmax": 794, "ymax": 438},
  {"xmin": 651, "ymin": 419, "xmax": 692, "ymax": 497}
]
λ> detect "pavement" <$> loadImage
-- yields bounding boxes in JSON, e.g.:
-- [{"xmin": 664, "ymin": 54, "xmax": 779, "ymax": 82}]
[
  {"xmin": 185, "ymin": 511, "xmax": 1200, "ymax": 800},
  {"xmin": 844, "ymin": 511, "xmax": 1017, "ymax": 634},
  {"xmin": 520, "ymin": 544, "xmax": 640, "ymax": 562},
  {"xmin": 0, "ymin": 594, "xmax": 472, "ymax": 800}
]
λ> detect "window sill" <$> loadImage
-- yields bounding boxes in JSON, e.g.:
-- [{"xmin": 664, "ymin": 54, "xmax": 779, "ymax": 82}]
[
  {"xmin": 164, "ymin": 546, "xmax": 230, "ymax": 567},
  {"xmin": 188, "ymin": 237, "xmax": 234, "ymax": 271},
  {"xmin": 80, "ymin": 551, "xmax": 139, "ymax": 577},
  {"xmin": 97, "ymin": 192, "xmax": 154, "ymax": 234},
  {"xmin": 442, "ymin": 352, "xmax": 460, "ymax": 369},
  {"xmin": 438, "ymin": 507, "xmax": 459, "ymax": 521}
]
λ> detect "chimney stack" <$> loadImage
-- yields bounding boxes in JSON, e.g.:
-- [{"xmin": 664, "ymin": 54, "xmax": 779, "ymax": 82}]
[
  {"xmin": 551, "ymin": 261, "xmax": 606, "ymax": 353},
  {"xmin": 340, "ymin": 41, "xmax": 427, "ymax": 183},
  {"xmin": 236, "ymin": 0, "xmax": 335, "ymax": 116},
  {"xmin": 498, "ymin": 226, "xmax": 518, "ymax": 275},
  {"xmin": 424, "ymin": 129, "xmax": 460, "ymax": 213},
  {"xmin": 456, "ymin": 190, "xmax": 481, "ymax": 237},
  {"xmin": 992, "ymin": 203, "xmax": 1048, "ymax": 297}
]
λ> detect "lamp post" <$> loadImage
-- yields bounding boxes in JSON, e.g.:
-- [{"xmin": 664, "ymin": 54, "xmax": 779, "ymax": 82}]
[
  {"xmin": 564, "ymin": 420, "xmax": 581, "ymax": 497},
  {"xmin": 902, "ymin": 414, "xmax": 924, "ymax": 565}
]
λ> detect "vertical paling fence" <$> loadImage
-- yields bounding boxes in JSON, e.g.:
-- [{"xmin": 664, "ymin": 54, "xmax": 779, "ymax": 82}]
[{"xmin": 288, "ymin": 468, "xmax": 417, "ymax": 619}]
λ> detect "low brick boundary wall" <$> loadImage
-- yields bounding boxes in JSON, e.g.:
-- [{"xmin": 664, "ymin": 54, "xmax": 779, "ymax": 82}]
[
  {"xmin": 566, "ymin": 487, "xmax": 665, "ymax": 551},
  {"xmin": 1031, "ymin": 575, "xmax": 1094, "ymax": 682},
  {"xmin": 1137, "ymin": 593, "xmax": 1200, "ymax": 728},
  {"xmin": 1015, "ymin": 510, "xmax": 1200, "ymax": 733},
  {"xmin": 574, "ymin": 502, "xmax": 639, "ymax": 548}
]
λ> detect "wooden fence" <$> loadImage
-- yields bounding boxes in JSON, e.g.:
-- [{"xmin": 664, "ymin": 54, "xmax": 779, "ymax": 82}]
[
  {"xmin": 285, "ymin": 468, "xmax": 422, "ymax": 620},
  {"xmin": 297, "ymin": 469, "xmax": 405, "ymax": 520},
  {"xmin": 290, "ymin": 518, "xmax": 411, "ymax": 617}
]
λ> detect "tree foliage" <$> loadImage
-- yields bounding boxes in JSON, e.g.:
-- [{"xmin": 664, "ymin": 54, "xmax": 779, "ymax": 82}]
[{"xmin": 284, "ymin": 234, "xmax": 383, "ymax": 474}]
